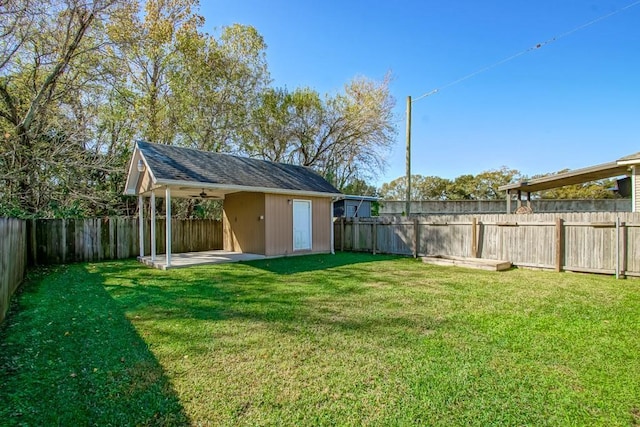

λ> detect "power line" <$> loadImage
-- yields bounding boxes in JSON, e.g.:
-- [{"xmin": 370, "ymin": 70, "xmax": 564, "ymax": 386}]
[{"xmin": 412, "ymin": 0, "xmax": 640, "ymax": 103}]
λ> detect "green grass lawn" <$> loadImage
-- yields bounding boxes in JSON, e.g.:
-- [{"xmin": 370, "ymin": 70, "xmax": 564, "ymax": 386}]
[{"xmin": 1, "ymin": 253, "xmax": 640, "ymax": 426}]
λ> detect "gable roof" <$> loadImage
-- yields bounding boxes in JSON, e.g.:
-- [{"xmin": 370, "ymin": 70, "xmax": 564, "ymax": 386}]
[{"xmin": 125, "ymin": 141, "xmax": 342, "ymax": 198}]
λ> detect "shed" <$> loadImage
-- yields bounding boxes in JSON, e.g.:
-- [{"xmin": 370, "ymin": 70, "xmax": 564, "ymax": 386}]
[
  {"xmin": 333, "ymin": 195, "xmax": 378, "ymax": 218},
  {"xmin": 124, "ymin": 141, "xmax": 342, "ymax": 267}
]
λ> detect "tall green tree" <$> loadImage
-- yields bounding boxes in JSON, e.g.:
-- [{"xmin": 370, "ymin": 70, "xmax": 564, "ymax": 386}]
[
  {"xmin": 380, "ymin": 167, "xmax": 521, "ymax": 201},
  {"xmin": 107, "ymin": 0, "xmax": 203, "ymax": 143},
  {"xmin": 340, "ymin": 178, "xmax": 378, "ymax": 197},
  {"xmin": 380, "ymin": 175, "xmax": 451, "ymax": 200},
  {"xmin": 171, "ymin": 23, "xmax": 269, "ymax": 151},
  {"xmin": 446, "ymin": 167, "xmax": 521, "ymax": 200},
  {"xmin": 0, "ymin": 0, "xmax": 124, "ymax": 216},
  {"xmin": 243, "ymin": 87, "xmax": 294, "ymax": 162},
  {"xmin": 244, "ymin": 74, "xmax": 396, "ymax": 190}
]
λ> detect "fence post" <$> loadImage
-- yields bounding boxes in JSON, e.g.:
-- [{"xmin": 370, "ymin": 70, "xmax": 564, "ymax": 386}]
[
  {"xmin": 620, "ymin": 218, "xmax": 627, "ymax": 278},
  {"xmin": 353, "ymin": 217, "xmax": 359, "ymax": 251},
  {"xmin": 340, "ymin": 217, "xmax": 345, "ymax": 252},
  {"xmin": 28, "ymin": 219, "xmax": 37, "ymax": 266},
  {"xmin": 413, "ymin": 218, "xmax": 419, "ymax": 258},
  {"xmin": 372, "ymin": 218, "xmax": 377, "ymax": 255},
  {"xmin": 471, "ymin": 217, "xmax": 478, "ymax": 258},
  {"xmin": 555, "ymin": 217, "xmax": 564, "ymax": 272},
  {"xmin": 615, "ymin": 217, "xmax": 627, "ymax": 279}
]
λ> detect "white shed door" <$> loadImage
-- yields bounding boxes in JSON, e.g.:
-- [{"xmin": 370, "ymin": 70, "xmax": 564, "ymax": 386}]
[{"xmin": 293, "ymin": 200, "xmax": 312, "ymax": 251}]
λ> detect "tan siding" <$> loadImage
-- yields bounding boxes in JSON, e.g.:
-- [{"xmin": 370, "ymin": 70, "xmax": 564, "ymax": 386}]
[
  {"xmin": 312, "ymin": 197, "xmax": 332, "ymax": 252},
  {"xmin": 223, "ymin": 192, "xmax": 266, "ymax": 254},
  {"xmin": 264, "ymin": 194, "xmax": 332, "ymax": 256},
  {"xmin": 264, "ymin": 194, "xmax": 294, "ymax": 256},
  {"xmin": 135, "ymin": 169, "xmax": 154, "ymax": 195}
]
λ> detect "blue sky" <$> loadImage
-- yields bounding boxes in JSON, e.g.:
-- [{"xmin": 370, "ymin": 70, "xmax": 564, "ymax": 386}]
[{"xmin": 202, "ymin": 0, "xmax": 640, "ymax": 186}]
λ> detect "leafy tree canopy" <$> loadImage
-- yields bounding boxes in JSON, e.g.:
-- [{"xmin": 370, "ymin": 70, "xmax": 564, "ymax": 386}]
[
  {"xmin": 0, "ymin": 0, "xmax": 396, "ymax": 218},
  {"xmin": 379, "ymin": 167, "xmax": 618, "ymax": 201}
]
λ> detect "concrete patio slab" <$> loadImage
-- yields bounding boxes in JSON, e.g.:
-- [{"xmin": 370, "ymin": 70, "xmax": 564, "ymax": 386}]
[{"xmin": 139, "ymin": 250, "xmax": 266, "ymax": 270}]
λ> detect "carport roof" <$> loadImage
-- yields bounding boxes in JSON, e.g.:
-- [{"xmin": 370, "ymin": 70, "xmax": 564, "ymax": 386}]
[
  {"xmin": 498, "ymin": 152, "xmax": 640, "ymax": 193},
  {"xmin": 125, "ymin": 141, "xmax": 342, "ymax": 198}
]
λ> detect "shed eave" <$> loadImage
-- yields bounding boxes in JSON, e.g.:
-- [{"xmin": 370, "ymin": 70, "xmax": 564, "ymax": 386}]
[
  {"xmin": 155, "ymin": 178, "xmax": 342, "ymax": 199},
  {"xmin": 123, "ymin": 144, "xmax": 159, "ymax": 196}
]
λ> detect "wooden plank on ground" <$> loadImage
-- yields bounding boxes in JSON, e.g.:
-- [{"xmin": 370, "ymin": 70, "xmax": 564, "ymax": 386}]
[{"xmin": 422, "ymin": 255, "xmax": 512, "ymax": 271}]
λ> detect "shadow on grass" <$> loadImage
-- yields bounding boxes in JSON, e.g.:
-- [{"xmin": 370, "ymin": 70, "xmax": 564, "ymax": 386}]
[
  {"xmin": 92, "ymin": 253, "xmax": 436, "ymax": 343},
  {"xmin": 244, "ymin": 251, "xmax": 401, "ymax": 274},
  {"xmin": 95, "ymin": 253, "xmax": 404, "ymax": 326},
  {"xmin": 0, "ymin": 265, "xmax": 189, "ymax": 426}
]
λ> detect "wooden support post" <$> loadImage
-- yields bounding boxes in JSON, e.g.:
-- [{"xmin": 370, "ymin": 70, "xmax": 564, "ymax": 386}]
[
  {"xmin": 506, "ymin": 192, "xmax": 511, "ymax": 214},
  {"xmin": 340, "ymin": 217, "xmax": 345, "ymax": 252},
  {"xmin": 413, "ymin": 218, "xmax": 419, "ymax": 258},
  {"xmin": 165, "ymin": 187, "xmax": 172, "ymax": 267},
  {"xmin": 555, "ymin": 217, "xmax": 564, "ymax": 272},
  {"xmin": 517, "ymin": 190, "xmax": 522, "ymax": 208},
  {"xmin": 471, "ymin": 217, "xmax": 478, "ymax": 258},
  {"xmin": 150, "ymin": 191, "xmax": 156, "ymax": 261},
  {"xmin": 526, "ymin": 192, "xmax": 531, "ymax": 208},
  {"xmin": 138, "ymin": 195, "xmax": 144, "ymax": 258}
]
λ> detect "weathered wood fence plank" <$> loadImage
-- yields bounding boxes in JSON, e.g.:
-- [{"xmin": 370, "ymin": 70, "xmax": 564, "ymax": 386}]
[
  {"xmin": 335, "ymin": 213, "xmax": 640, "ymax": 277},
  {"xmin": 1, "ymin": 218, "xmax": 27, "ymax": 323},
  {"xmin": 28, "ymin": 218, "xmax": 222, "ymax": 265}
]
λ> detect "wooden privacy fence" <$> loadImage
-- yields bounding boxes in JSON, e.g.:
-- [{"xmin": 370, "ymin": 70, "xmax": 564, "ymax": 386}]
[
  {"xmin": 1, "ymin": 218, "xmax": 27, "ymax": 322},
  {"xmin": 335, "ymin": 212, "xmax": 640, "ymax": 277},
  {"xmin": 29, "ymin": 218, "xmax": 223, "ymax": 265}
]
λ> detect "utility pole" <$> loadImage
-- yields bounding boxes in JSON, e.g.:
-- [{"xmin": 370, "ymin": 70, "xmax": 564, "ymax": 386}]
[{"xmin": 405, "ymin": 95, "xmax": 412, "ymax": 217}]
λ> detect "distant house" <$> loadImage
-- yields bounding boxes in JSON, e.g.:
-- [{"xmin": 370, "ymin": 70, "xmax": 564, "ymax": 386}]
[
  {"xmin": 333, "ymin": 195, "xmax": 378, "ymax": 218},
  {"xmin": 124, "ymin": 141, "xmax": 342, "ymax": 267}
]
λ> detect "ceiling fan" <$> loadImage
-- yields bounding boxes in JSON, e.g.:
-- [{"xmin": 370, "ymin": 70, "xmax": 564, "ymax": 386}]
[{"xmin": 189, "ymin": 189, "xmax": 219, "ymax": 199}]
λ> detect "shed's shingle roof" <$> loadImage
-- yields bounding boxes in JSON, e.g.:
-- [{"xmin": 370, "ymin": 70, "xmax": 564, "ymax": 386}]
[{"xmin": 138, "ymin": 141, "xmax": 341, "ymax": 195}]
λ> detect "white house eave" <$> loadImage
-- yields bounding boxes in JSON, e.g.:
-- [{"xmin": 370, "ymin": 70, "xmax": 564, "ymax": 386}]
[
  {"xmin": 617, "ymin": 159, "xmax": 640, "ymax": 166},
  {"xmin": 155, "ymin": 178, "xmax": 342, "ymax": 199}
]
